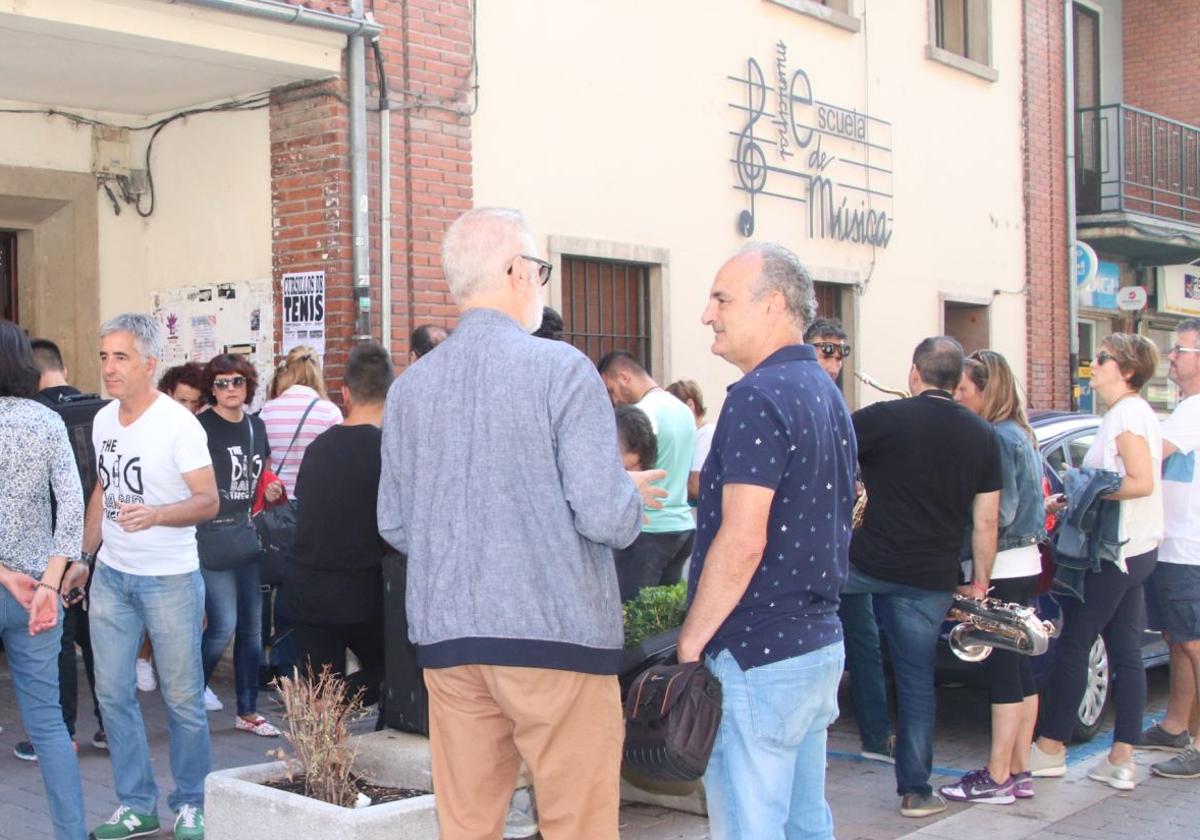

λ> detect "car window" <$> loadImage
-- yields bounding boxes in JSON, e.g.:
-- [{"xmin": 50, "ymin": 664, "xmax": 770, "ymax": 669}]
[
  {"xmin": 1044, "ymin": 444, "xmax": 1069, "ymax": 479},
  {"xmin": 1067, "ymin": 434, "xmax": 1096, "ymax": 468}
]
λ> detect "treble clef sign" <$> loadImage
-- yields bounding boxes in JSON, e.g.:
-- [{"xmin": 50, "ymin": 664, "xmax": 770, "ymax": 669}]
[{"xmin": 735, "ymin": 58, "xmax": 769, "ymax": 237}]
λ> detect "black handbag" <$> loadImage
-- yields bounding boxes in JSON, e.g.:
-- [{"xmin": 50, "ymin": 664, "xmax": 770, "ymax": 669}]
[
  {"xmin": 623, "ymin": 660, "xmax": 723, "ymax": 782},
  {"xmin": 198, "ymin": 417, "xmax": 263, "ymax": 572},
  {"xmin": 255, "ymin": 399, "xmax": 317, "ymax": 586}
]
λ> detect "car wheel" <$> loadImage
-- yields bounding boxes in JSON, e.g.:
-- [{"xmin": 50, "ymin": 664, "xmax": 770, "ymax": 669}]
[{"xmin": 1071, "ymin": 637, "xmax": 1110, "ymax": 743}]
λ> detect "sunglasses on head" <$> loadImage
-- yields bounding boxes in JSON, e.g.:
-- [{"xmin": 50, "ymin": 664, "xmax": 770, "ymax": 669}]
[
  {"xmin": 213, "ymin": 376, "xmax": 247, "ymax": 390},
  {"xmin": 814, "ymin": 342, "xmax": 851, "ymax": 360}
]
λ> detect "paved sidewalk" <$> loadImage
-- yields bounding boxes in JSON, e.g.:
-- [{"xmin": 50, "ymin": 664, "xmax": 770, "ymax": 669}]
[{"xmin": 2, "ymin": 656, "xmax": 1198, "ymax": 838}]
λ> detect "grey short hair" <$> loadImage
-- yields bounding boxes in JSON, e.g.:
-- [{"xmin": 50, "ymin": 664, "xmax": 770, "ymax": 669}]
[
  {"xmin": 441, "ymin": 207, "xmax": 534, "ymax": 302},
  {"xmin": 100, "ymin": 313, "xmax": 163, "ymax": 361},
  {"xmin": 738, "ymin": 242, "xmax": 817, "ymax": 329},
  {"xmin": 1178, "ymin": 318, "xmax": 1200, "ymax": 336}
]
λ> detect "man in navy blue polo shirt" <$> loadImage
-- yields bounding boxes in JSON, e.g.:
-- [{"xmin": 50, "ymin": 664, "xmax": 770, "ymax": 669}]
[{"xmin": 678, "ymin": 242, "xmax": 856, "ymax": 840}]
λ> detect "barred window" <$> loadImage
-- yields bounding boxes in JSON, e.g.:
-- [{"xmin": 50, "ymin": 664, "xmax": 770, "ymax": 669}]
[{"xmin": 560, "ymin": 256, "xmax": 652, "ymax": 373}]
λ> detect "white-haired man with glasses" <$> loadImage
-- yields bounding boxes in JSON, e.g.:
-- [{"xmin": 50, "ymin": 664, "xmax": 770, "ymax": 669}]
[{"xmin": 378, "ymin": 206, "xmax": 665, "ymax": 840}]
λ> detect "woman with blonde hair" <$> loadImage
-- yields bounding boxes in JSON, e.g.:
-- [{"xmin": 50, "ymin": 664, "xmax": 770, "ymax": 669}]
[
  {"xmin": 941, "ymin": 349, "xmax": 1047, "ymax": 805},
  {"xmin": 260, "ymin": 346, "xmax": 342, "ymax": 497}
]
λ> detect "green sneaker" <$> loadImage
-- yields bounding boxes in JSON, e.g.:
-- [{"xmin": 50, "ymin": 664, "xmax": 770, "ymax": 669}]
[
  {"xmin": 89, "ymin": 806, "xmax": 160, "ymax": 839},
  {"xmin": 173, "ymin": 805, "xmax": 204, "ymax": 840}
]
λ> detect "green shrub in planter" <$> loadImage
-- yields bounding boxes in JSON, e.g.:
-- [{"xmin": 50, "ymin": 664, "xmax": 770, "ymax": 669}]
[{"xmin": 623, "ymin": 582, "xmax": 687, "ymax": 649}]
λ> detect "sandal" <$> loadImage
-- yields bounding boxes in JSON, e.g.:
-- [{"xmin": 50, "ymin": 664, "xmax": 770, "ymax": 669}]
[{"xmin": 235, "ymin": 715, "xmax": 281, "ymax": 737}]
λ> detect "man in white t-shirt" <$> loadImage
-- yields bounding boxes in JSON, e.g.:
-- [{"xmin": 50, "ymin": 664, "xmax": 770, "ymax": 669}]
[
  {"xmin": 74, "ymin": 314, "xmax": 219, "ymax": 840},
  {"xmin": 1144, "ymin": 318, "xmax": 1200, "ymax": 779}
]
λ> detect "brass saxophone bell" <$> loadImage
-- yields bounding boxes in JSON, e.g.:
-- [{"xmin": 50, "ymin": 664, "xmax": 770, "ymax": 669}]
[{"xmin": 948, "ymin": 622, "xmax": 992, "ymax": 662}]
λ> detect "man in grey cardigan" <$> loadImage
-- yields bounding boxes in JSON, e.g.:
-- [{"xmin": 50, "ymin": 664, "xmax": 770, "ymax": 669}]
[{"xmin": 378, "ymin": 206, "xmax": 664, "ymax": 840}]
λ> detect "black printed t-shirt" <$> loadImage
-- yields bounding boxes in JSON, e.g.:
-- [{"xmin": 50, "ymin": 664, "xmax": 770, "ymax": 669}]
[
  {"xmin": 197, "ymin": 410, "xmax": 270, "ymax": 518},
  {"xmin": 687, "ymin": 344, "xmax": 858, "ymax": 670},
  {"xmin": 850, "ymin": 391, "xmax": 1003, "ymax": 591},
  {"xmin": 283, "ymin": 424, "xmax": 386, "ymax": 624}
]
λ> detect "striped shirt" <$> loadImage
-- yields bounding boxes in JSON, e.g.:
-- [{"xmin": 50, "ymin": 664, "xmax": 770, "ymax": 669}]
[{"xmin": 260, "ymin": 385, "xmax": 342, "ymax": 496}]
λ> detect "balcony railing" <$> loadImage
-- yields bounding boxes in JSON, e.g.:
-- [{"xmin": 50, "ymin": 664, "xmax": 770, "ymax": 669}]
[{"xmin": 1076, "ymin": 104, "xmax": 1200, "ymax": 227}]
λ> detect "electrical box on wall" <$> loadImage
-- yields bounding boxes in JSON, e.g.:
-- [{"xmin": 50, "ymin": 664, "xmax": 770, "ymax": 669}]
[{"xmin": 92, "ymin": 126, "xmax": 130, "ymax": 177}]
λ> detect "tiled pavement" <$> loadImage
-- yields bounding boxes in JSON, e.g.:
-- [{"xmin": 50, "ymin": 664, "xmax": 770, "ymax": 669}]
[{"xmin": 2, "ymin": 658, "xmax": 1198, "ymax": 839}]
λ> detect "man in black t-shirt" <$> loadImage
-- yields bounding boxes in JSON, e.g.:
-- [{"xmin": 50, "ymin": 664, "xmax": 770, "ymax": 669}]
[
  {"xmin": 13, "ymin": 339, "xmax": 108, "ymax": 760},
  {"xmin": 847, "ymin": 336, "xmax": 1002, "ymax": 819},
  {"xmin": 285, "ymin": 342, "xmax": 394, "ymax": 707}
]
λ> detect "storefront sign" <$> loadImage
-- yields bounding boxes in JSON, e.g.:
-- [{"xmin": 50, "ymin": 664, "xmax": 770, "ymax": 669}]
[
  {"xmin": 1075, "ymin": 241, "xmax": 1098, "ymax": 286},
  {"xmin": 281, "ymin": 270, "xmax": 326, "ymax": 355},
  {"xmin": 1078, "ymin": 259, "xmax": 1119, "ymax": 310},
  {"xmin": 1117, "ymin": 285, "xmax": 1148, "ymax": 311},
  {"xmin": 730, "ymin": 41, "xmax": 894, "ymax": 247},
  {"xmin": 1158, "ymin": 264, "xmax": 1200, "ymax": 317}
]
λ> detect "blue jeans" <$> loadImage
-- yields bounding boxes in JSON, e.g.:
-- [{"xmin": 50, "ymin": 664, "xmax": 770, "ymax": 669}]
[
  {"xmin": 844, "ymin": 566, "xmax": 952, "ymax": 797},
  {"xmin": 0, "ymin": 586, "xmax": 87, "ymax": 839},
  {"xmin": 704, "ymin": 643, "xmax": 844, "ymax": 840},
  {"xmin": 838, "ymin": 593, "xmax": 892, "ymax": 751},
  {"xmin": 90, "ymin": 563, "xmax": 211, "ymax": 815},
  {"xmin": 201, "ymin": 563, "xmax": 263, "ymax": 716}
]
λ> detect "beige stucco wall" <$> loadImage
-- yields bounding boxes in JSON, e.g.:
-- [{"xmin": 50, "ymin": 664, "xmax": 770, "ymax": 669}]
[
  {"xmin": 0, "ymin": 101, "xmax": 271, "ymax": 390},
  {"xmin": 472, "ymin": 0, "xmax": 1029, "ymax": 413}
]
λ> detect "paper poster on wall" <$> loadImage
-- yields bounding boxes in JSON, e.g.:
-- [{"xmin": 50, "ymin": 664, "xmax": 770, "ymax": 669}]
[
  {"xmin": 281, "ymin": 271, "xmax": 326, "ymax": 356},
  {"xmin": 151, "ymin": 278, "xmax": 275, "ymax": 411}
]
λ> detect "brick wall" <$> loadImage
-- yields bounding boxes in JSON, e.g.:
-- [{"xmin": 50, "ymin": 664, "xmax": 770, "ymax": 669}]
[
  {"xmin": 269, "ymin": 0, "xmax": 474, "ymax": 395},
  {"xmin": 1022, "ymin": 0, "xmax": 1072, "ymax": 410},
  {"xmin": 1123, "ymin": 0, "xmax": 1200, "ymax": 126}
]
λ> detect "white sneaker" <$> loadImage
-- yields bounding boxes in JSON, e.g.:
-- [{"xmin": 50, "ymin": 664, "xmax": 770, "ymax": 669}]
[
  {"xmin": 503, "ymin": 787, "xmax": 538, "ymax": 838},
  {"xmin": 204, "ymin": 686, "xmax": 224, "ymax": 711},
  {"xmin": 135, "ymin": 658, "xmax": 157, "ymax": 692},
  {"xmin": 1087, "ymin": 757, "xmax": 1136, "ymax": 790}
]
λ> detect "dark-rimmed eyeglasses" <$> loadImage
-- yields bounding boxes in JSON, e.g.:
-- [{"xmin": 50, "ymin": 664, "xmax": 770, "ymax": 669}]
[
  {"xmin": 1094, "ymin": 351, "xmax": 1115, "ymax": 367},
  {"xmin": 213, "ymin": 376, "xmax": 247, "ymax": 390},
  {"xmin": 814, "ymin": 341, "xmax": 851, "ymax": 360},
  {"xmin": 508, "ymin": 254, "xmax": 553, "ymax": 286}
]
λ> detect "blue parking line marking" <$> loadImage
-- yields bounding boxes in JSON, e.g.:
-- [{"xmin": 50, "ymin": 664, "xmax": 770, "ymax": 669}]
[
  {"xmin": 1064, "ymin": 714, "xmax": 1159, "ymax": 766},
  {"xmin": 827, "ymin": 749, "xmax": 969, "ymax": 778}
]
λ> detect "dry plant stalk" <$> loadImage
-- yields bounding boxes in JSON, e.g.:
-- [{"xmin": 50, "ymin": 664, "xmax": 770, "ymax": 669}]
[{"xmin": 268, "ymin": 664, "xmax": 366, "ymax": 808}]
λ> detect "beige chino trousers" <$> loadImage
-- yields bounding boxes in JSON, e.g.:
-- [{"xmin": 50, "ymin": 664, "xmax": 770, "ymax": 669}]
[{"xmin": 424, "ymin": 664, "xmax": 624, "ymax": 840}]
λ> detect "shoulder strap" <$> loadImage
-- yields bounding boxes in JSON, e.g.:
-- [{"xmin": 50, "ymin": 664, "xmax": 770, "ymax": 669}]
[{"xmin": 276, "ymin": 398, "xmax": 319, "ymax": 474}]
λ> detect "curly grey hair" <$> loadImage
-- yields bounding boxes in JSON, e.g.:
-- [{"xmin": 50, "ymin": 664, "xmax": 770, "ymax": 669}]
[{"xmin": 737, "ymin": 242, "xmax": 817, "ymax": 329}]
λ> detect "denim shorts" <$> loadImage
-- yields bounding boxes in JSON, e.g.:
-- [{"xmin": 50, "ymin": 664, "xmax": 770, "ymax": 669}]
[{"xmin": 1146, "ymin": 561, "xmax": 1200, "ymax": 643}]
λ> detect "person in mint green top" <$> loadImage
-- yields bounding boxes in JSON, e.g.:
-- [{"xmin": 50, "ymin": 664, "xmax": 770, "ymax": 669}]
[{"xmin": 600, "ymin": 351, "xmax": 696, "ymax": 601}]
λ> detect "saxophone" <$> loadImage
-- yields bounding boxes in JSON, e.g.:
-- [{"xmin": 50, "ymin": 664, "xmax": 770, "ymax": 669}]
[{"xmin": 948, "ymin": 595, "xmax": 1057, "ymax": 662}]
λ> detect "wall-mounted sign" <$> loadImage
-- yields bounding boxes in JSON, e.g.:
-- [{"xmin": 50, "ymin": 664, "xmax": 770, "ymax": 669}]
[
  {"xmin": 730, "ymin": 41, "xmax": 894, "ymax": 247},
  {"xmin": 1078, "ymin": 258, "xmax": 1118, "ymax": 310},
  {"xmin": 1117, "ymin": 285, "xmax": 1148, "ymax": 311},
  {"xmin": 1158, "ymin": 264, "xmax": 1200, "ymax": 317},
  {"xmin": 1075, "ymin": 241, "xmax": 1098, "ymax": 286},
  {"xmin": 281, "ymin": 270, "xmax": 326, "ymax": 356}
]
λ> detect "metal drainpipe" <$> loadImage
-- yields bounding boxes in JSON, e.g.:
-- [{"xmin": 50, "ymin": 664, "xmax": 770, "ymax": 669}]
[
  {"xmin": 1064, "ymin": 0, "xmax": 1079, "ymax": 411},
  {"xmin": 348, "ymin": 0, "xmax": 371, "ymax": 341},
  {"xmin": 375, "ymin": 40, "xmax": 393, "ymax": 359},
  {"xmin": 179, "ymin": 0, "xmax": 379, "ymax": 343},
  {"xmin": 175, "ymin": 0, "xmax": 381, "ymax": 37}
]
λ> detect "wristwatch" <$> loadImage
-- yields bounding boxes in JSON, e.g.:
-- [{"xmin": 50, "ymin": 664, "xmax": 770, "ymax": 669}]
[{"xmin": 79, "ymin": 551, "xmax": 98, "ymax": 568}]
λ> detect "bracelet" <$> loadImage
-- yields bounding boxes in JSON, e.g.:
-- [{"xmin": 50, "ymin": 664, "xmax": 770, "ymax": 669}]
[
  {"xmin": 79, "ymin": 551, "xmax": 97, "ymax": 568},
  {"xmin": 36, "ymin": 581, "xmax": 60, "ymax": 595}
]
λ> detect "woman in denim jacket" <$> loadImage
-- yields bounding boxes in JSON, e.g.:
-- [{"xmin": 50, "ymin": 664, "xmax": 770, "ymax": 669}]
[{"xmin": 940, "ymin": 350, "xmax": 1047, "ymax": 806}]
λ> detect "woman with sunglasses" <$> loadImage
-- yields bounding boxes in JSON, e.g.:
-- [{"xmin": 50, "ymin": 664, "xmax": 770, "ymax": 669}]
[
  {"xmin": 940, "ymin": 349, "xmax": 1046, "ymax": 805},
  {"xmin": 1032, "ymin": 334, "xmax": 1162, "ymax": 789},
  {"xmin": 196, "ymin": 354, "xmax": 283, "ymax": 737}
]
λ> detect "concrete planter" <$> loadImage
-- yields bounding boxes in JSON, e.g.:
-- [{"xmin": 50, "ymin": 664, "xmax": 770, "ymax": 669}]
[{"xmin": 205, "ymin": 731, "xmax": 438, "ymax": 840}]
